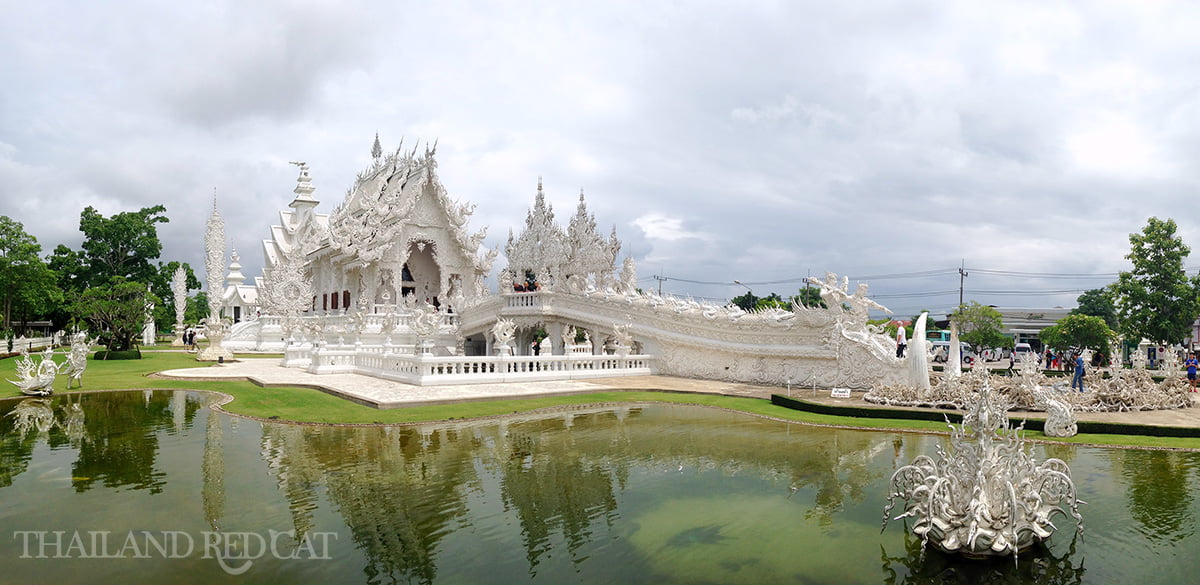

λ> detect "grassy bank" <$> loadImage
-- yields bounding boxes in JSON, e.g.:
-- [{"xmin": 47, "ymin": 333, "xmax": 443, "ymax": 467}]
[{"xmin": 2, "ymin": 349, "xmax": 1199, "ymax": 450}]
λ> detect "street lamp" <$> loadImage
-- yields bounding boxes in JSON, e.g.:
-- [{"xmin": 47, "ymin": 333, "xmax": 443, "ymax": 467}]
[{"xmin": 733, "ymin": 280, "xmax": 753, "ymax": 293}]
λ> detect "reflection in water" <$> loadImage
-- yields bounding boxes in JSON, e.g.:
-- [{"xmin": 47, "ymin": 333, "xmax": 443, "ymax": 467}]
[
  {"xmin": 1121, "ymin": 449, "xmax": 1195, "ymax": 542},
  {"xmin": 71, "ymin": 392, "xmax": 177, "ymax": 493},
  {"xmin": 258, "ymin": 405, "xmax": 896, "ymax": 583},
  {"xmin": 881, "ymin": 529, "xmax": 1086, "ymax": 585},
  {"xmin": 5, "ymin": 393, "xmax": 1200, "ymax": 584},
  {"xmin": 202, "ymin": 395, "xmax": 225, "ymax": 529}
]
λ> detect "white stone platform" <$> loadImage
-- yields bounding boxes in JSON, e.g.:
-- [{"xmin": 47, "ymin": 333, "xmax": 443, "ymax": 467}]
[{"xmin": 158, "ymin": 358, "xmax": 646, "ymax": 408}]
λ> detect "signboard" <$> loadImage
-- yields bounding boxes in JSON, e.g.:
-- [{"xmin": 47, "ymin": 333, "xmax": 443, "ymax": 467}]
[{"xmin": 830, "ymin": 388, "xmax": 852, "ymax": 399}]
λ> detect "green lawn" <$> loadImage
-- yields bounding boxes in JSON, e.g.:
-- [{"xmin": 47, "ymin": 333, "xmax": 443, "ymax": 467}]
[{"xmin": 3, "ymin": 349, "xmax": 1199, "ymax": 450}]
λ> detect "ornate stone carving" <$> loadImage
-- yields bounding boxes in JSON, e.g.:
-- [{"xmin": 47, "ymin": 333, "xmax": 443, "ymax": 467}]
[
  {"xmin": 1031, "ymin": 383, "xmax": 1078, "ymax": 437},
  {"xmin": 63, "ymin": 332, "xmax": 91, "ymax": 389},
  {"xmin": 491, "ymin": 318, "xmax": 516, "ymax": 355},
  {"xmin": 410, "ymin": 302, "xmax": 441, "ymax": 355},
  {"xmin": 200, "ymin": 201, "xmax": 234, "ymax": 362},
  {"xmin": 883, "ymin": 381, "xmax": 1084, "ymax": 557},
  {"xmin": 7, "ymin": 348, "xmax": 58, "ymax": 396},
  {"xmin": 171, "ymin": 266, "xmax": 187, "ymax": 347}
]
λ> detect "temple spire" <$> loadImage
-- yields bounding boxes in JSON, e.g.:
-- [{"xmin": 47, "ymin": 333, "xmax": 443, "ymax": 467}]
[
  {"xmin": 371, "ymin": 133, "xmax": 382, "ymax": 160},
  {"xmin": 288, "ymin": 161, "xmax": 318, "ymax": 207}
]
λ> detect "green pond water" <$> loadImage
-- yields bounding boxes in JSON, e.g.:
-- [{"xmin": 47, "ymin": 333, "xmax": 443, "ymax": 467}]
[{"xmin": 1, "ymin": 390, "xmax": 1198, "ymax": 584}]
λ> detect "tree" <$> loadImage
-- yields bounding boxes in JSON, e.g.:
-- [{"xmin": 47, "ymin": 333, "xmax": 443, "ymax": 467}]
[
  {"xmin": 70, "ymin": 277, "xmax": 157, "ymax": 353},
  {"xmin": 0, "ymin": 216, "xmax": 61, "ymax": 333},
  {"xmin": 1072, "ymin": 288, "xmax": 1118, "ymax": 329},
  {"xmin": 950, "ymin": 301, "xmax": 1012, "ymax": 351},
  {"xmin": 792, "ymin": 287, "xmax": 826, "ymax": 309},
  {"xmin": 78, "ymin": 204, "xmax": 170, "ymax": 286},
  {"xmin": 1039, "ymin": 314, "xmax": 1116, "ymax": 356},
  {"xmin": 731, "ymin": 292, "xmax": 758, "ymax": 311},
  {"xmin": 47, "ymin": 244, "xmax": 88, "ymax": 294},
  {"xmin": 186, "ymin": 291, "xmax": 209, "ymax": 326},
  {"xmin": 1113, "ymin": 217, "xmax": 1200, "ymax": 346},
  {"xmin": 754, "ymin": 292, "xmax": 786, "ymax": 310}
]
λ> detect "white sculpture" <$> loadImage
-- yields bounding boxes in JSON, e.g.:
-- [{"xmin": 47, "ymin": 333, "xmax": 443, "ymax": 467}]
[
  {"xmin": 7, "ymin": 348, "xmax": 58, "ymax": 396},
  {"xmin": 63, "ymin": 332, "xmax": 90, "ymax": 389},
  {"xmin": 171, "ymin": 266, "xmax": 187, "ymax": 347},
  {"xmin": 612, "ymin": 321, "xmax": 634, "ymax": 356},
  {"xmin": 1160, "ymin": 346, "xmax": 1180, "ymax": 373},
  {"xmin": 491, "ymin": 318, "xmax": 516, "ymax": 356},
  {"xmin": 907, "ymin": 313, "xmax": 931, "ymax": 394},
  {"xmin": 561, "ymin": 324, "xmax": 577, "ymax": 352},
  {"xmin": 141, "ymin": 283, "xmax": 156, "ymax": 346},
  {"xmin": 1031, "ymin": 383, "xmax": 1078, "ymax": 438},
  {"xmin": 883, "ymin": 381, "xmax": 1084, "ymax": 557},
  {"xmin": 947, "ymin": 322, "xmax": 963, "ymax": 379},
  {"xmin": 198, "ymin": 200, "xmax": 235, "ymax": 362},
  {"xmin": 1132, "ymin": 347, "xmax": 1147, "ymax": 370},
  {"xmin": 410, "ymin": 302, "xmax": 441, "ymax": 355}
]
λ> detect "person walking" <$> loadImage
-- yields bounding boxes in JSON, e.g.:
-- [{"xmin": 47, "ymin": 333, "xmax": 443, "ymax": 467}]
[
  {"xmin": 1071, "ymin": 353, "xmax": 1086, "ymax": 392},
  {"xmin": 895, "ymin": 324, "xmax": 907, "ymax": 358},
  {"xmin": 1187, "ymin": 353, "xmax": 1199, "ymax": 391}
]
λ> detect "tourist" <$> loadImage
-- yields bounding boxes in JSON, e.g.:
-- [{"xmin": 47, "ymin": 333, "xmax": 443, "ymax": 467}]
[
  {"xmin": 1071, "ymin": 353, "xmax": 1085, "ymax": 392},
  {"xmin": 895, "ymin": 324, "xmax": 906, "ymax": 358},
  {"xmin": 1187, "ymin": 353, "xmax": 1199, "ymax": 391}
]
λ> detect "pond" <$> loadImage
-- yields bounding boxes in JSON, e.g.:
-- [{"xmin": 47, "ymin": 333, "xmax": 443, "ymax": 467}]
[{"xmin": 1, "ymin": 390, "xmax": 1198, "ymax": 584}]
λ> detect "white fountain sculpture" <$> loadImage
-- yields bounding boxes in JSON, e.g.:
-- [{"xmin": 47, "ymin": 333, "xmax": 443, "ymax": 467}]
[
  {"xmin": 492, "ymin": 318, "xmax": 516, "ymax": 356},
  {"xmin": 7, "ymin": 348, "xmax": 59, "ymax": 396},
  {"xmin": 63, "ymin": 332, "xmax": 91, "ymax": 389},
  {"xmin": 883, "ymin": 381, "xmax": 1084, "ymax": 558}
]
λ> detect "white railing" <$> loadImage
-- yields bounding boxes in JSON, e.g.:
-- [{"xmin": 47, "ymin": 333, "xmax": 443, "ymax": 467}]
[
  {"xmin": 5, "ymin": 335, "xmax": 60, "ymax": 352},
  {"xmin": 289, "ymin": 345, "xmax": 654, "ymax": 386},
  {"xmin": 505, "ymin": 291, "xmax": 543, "ymax": 309}
]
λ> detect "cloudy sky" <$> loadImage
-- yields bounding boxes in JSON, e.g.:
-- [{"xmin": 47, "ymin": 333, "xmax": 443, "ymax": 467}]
[{"xmin": 4, "ymin": 1, "xmax": 1199, "ymax": 317}]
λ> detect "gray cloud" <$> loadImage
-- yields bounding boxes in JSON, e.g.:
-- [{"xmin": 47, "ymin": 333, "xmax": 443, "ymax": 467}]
[{"xmin": 3, "ymin": 0, "xmax": 1198, "ymax": 319}]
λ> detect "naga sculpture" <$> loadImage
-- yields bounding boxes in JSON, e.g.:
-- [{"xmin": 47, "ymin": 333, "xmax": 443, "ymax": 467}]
[
  {"xmin": 883, "ymin": 381, "xmax": 1084, "ymax": 558},
  {"xmin": 410, "ymin": 302, "xmax": 442, "ymax": 355},
  {"xmin": 7, "ymin": 348, "xmax": 59, "ymax": 396}
]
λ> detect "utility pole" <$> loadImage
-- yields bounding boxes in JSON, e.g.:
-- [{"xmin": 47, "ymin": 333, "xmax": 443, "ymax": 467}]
[
  {"xmin": 958, "ymin": 260, "xmax": 968, "ymax": 307},
  {"xmin": 653, "ymin": 273, "xmax": 664, "ymax": 295}
]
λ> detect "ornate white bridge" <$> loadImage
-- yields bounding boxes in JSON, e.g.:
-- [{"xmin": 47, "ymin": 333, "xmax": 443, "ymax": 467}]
[{"xmin": 226, "ymin": 274, "xmax": 911, "ymax": 389}]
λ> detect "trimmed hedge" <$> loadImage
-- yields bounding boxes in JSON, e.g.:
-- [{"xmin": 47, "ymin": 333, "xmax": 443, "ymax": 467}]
[
  {"xmin": 770, "ymin": 394, "xmax": 1200, "ymax": 438},
  {"xmin": 93, "ymin": 349, "xmax": 143, "ymax": 360}
]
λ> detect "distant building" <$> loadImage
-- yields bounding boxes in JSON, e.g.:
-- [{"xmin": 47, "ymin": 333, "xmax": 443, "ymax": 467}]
[{"xmin": 994, "ymin": 307, "xmax": 1072, "ymax": 349}]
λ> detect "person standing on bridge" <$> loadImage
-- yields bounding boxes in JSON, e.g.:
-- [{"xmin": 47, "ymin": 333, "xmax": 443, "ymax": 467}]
[{"xmin": 895, "ymin": 324, "xmax": 907, "ymax": 358}]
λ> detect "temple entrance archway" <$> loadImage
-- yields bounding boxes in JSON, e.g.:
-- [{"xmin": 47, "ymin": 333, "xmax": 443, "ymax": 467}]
[{"xmin": 405, "ymin": 241, "xmax": 441, "ymax": 303}]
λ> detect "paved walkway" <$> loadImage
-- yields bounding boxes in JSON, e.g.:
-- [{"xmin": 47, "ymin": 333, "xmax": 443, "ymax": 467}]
[
  {"xmin": 157, "ymin": 359, "xmax": 778, "ymax": 409},
  {"xmin": 156, "ymin": 358, "xmax": 1200, "ymax": 429}
]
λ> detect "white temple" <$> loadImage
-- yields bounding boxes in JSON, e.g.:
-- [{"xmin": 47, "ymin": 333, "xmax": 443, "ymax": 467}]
[{"xmin": 219, "ymin": 137, "xmax": 916, "ymax": 389}]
